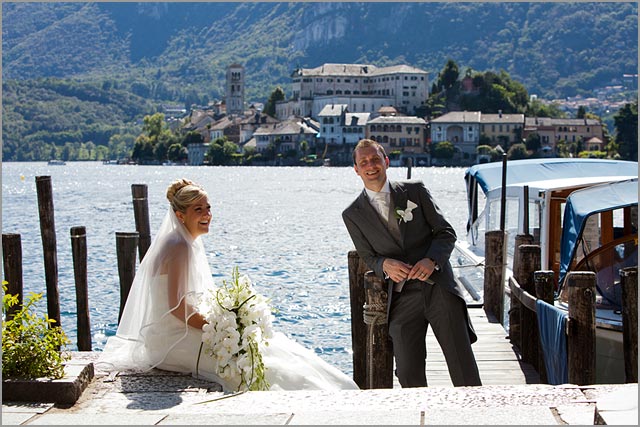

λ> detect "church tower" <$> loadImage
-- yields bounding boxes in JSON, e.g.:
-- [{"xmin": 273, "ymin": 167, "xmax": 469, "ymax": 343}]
[{"xmin": 226, "ymin": 64, "xmax": 245, "ymax": 116}]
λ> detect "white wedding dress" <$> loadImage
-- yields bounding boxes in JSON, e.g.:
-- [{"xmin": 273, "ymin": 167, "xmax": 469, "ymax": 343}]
[{"xmin": 98, "ymin": 208, "xmax": 358, "ymax": 392}]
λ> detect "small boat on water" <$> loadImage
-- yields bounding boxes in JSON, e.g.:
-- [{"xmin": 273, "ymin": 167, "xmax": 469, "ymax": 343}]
[
  {"xmin": 47, "ymin": 159, "xmax": 66, "ymax": 165},
  {"xmin": 457, "ymin": 157, "xmax": 638, "ymax": 383}
]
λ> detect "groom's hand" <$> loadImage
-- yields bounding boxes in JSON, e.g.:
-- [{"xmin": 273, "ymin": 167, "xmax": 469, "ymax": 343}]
[
  {"xmin": 407, "ymin": 258, "xmax": 437, "ymax": 281},
  {"xmin": 382, "ymin": 258, "xmax": 412, "ymax": 283}
]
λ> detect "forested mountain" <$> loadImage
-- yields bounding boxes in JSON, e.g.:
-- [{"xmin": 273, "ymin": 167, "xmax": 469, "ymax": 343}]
[
  {"xmin": 2, "ymin": 2, "xmax": 638, "ymax": 161},
  {"xmin": 3, "ymin": 2, "xmax": 637, "ymax": 100}
]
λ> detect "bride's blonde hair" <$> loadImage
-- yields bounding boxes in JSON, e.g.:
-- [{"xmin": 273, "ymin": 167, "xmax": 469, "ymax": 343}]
[{"xmin": 166, "ymin": 178, "xmax": 208, "ymax": 213}]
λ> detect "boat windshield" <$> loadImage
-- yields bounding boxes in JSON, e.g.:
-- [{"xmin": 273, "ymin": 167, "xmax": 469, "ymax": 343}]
[{"xmin": 558, "ymin": 236, "xmax": 638, "ymax": 311}]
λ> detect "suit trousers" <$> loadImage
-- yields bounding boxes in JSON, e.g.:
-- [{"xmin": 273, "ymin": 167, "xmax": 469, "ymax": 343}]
[{"xmin": 388, "ymin": 280, "xmax": 482, "ymax": 387}]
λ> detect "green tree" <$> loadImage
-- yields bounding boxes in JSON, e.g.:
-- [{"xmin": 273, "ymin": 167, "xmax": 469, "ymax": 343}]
[
  {"xmin": 439, "ymin": 59, "xmax": 460, "ymax": 91},
  {"xmin": 423, "ymin": 91, "xmax": 447, "ymax": 119},
  {"xmin": 432, "ymin": 141, "xmax": 455, "ymax": 159},
  {"xmin": 507, "ymin": 143, "xmax": 529, "ymax": 160},
  {"xmin": 525, "ymin": 132, "xmax": 541, "ymax": 152},
  {"xmin": 142, "ymin": 113, "xmax": 165, "ymax": 140},
  {"xmin": 167, "ymin": 143, "xmax": 186, "ymax": 162},
  {"xmin": 264, "ymin": 87, "xmax": 285, "ymax": 118},
  {"xmin": 526, "ymin": 99, "xmax": 567, "ymax": 118},
  {"xmin": 300, "ymin": 140, "xmax": 308, "ymax": 157},
  {"xmin": 614, "ymin": 101, "xmax": 638, "ymax": 161},
  {"xmin": 182, "ymin": 130, "xmax": 204, "ymax": 147},
  {"xmin": 461, "ymin": 70, "xmax": 529, "ymax": 114},
  {"xmin": 207, "ymin": 137, "xmax": 239, "ymax": 165}
]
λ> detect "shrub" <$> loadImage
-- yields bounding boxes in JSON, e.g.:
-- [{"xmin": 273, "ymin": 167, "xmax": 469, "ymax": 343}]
[{"xmin": 2, "ymin": 282, "xmax": 70, "ymax": 379}]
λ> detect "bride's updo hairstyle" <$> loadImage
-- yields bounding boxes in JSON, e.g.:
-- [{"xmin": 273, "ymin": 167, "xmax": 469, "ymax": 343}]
[{"xmin": 166, "ymin": 178, "xmax": 208, "ymax": 213}]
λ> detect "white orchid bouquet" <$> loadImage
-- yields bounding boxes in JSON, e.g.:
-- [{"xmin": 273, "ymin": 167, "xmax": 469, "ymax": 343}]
[{"xmin": 199, "ymin": 267, "xmax": 274, "ymax": 391}]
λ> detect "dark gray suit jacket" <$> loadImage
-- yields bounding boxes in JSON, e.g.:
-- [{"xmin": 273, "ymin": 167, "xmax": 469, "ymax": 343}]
[{"xmin": 342, "ymin": 180, "xmax": 477, "ymax": 343}]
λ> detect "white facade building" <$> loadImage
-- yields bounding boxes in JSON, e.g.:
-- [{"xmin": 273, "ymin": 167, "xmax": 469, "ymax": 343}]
[
  {"xmin": 430, "ymin": 111, "xmax": 481, "ymax": 162},
  {"xmin": 317, "ymin": 104, "xmax": 369, "ymax": 146},
  {"xmin": 276, "ymin": 63, "xmax": 429, "ymax": 120}
]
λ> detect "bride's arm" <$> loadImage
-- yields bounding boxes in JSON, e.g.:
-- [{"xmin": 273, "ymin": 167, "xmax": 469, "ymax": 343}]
[{"xmin": 166, "ymin": 243, "xmax": 208, "ymax": 330}]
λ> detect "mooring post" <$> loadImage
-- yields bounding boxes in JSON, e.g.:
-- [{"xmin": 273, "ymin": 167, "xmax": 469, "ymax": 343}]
[
  {"xmin": 347, "ymin": 250, "xmax": 369, "ymax": 388},
  {"xmin": 363, "ymin": 271, "xmax": 393, "ymax": 389},
  {"xmin": 515, "ymin": 244, "xmax": 540, "ymax": 369},
  {"xmin": 35, "ymin": 175, "xmax": 61, "ymax": 327},
  {"xmin": 620, "ymin": 267, "xmax": 638, "ymax": 383},
  {"xmin": 567, "ymin": 271, "xmax": 596, "ymax": 386},
  {"xmin": 116, "ymin": 232, "xmax": 139, "ymax": 324},
  {"xmin": 71, "ymin": 226, "xmax": 91, "ymax": 351},
  {"xmin": 2, "ymin": 233, "xmax": 24, "ymax": 318},
  {"xmin": 534, "ymin": 270, "xmax": 555, "ymax": 384},
  {"xmin": 509, "ymin": 234, "xmax": 534, "ymax": 351},
  {"xmin": 131, "ymin": 184, "xmax": 151, "ymax": 262},
  {"xmin": 483, "ymin": 230, "xmax": 506, "ymax": 324}
]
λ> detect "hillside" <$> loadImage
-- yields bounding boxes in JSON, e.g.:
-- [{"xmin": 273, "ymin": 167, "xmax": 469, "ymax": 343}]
[
  {"xmin": 1, "ymin": 2, "xmax": 638, "ymax": 161},
  {"xmin": 3, "ymin": 2, "xmax": 637, "ymax": 100}
]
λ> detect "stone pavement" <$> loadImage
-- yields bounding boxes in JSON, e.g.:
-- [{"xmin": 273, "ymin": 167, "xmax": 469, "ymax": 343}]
[{"xmin": 1, "ymin": 353, "xmax": 638, "ymax": 425}]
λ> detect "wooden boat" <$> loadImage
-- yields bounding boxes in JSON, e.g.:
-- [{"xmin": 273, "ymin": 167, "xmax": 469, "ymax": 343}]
[
  {"xmin": 47, "ymin": 159, "xmax": 66, "ymax": 165},
  {"xmin": 555, "ymin": 177, "xmax": 637, "ymax": 383},
  {"xmin": 457, "ymin": 158, "xmax": 638, "ymax": 383}
]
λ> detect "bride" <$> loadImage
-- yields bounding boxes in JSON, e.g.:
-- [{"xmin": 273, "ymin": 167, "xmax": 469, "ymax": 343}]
[{"xmin": 98, "ymin": 178, "xmax": 359, "ymax": 392}]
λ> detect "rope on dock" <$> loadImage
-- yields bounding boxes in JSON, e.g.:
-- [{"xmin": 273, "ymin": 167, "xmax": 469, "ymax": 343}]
[{"xmin": 363, "ymin": 302, "xmax": 387, "ymax": 387}]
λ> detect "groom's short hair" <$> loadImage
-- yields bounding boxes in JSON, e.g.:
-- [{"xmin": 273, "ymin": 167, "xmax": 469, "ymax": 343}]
[{"xmin": 352, "ymin": 139, "xmax": 387, "ymax": 164}]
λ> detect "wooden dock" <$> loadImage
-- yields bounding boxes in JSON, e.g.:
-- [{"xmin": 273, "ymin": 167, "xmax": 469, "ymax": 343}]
[{"xmin": 419, "ymin": 307, "xmax": 539, "ymax": 388}]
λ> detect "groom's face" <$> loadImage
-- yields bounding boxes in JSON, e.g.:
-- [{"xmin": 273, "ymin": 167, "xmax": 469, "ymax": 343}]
[{"xmin": 353, "ymin": 145, "xmax": 389, "ymax": 192}]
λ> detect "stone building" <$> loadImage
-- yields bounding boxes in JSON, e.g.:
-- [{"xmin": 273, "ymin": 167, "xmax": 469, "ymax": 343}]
[
  {"xmin": 276, "ymin": 63, "xmax": 429, "ymax": 119},
  {"xmin": 226, "ymin": 63, "xmax": 245, "ymax": 116}
]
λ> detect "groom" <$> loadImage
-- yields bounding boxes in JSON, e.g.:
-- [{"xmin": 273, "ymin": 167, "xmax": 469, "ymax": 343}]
[{"xmin": 342, "ymin": 139, "xmax": 481, "ymax": 387}]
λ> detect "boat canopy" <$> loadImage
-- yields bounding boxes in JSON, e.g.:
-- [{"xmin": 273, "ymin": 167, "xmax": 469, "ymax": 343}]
[
  {"xmin": 464, "ymin": 158, "xmax": 638, "ymax": 232},
  {"xmin": 559, "ymin": 178, "xmax": 638, "ymax": 285},
  {"xmin": 465, "ymin": 158, "xmax": 638, "ymax": 195}
]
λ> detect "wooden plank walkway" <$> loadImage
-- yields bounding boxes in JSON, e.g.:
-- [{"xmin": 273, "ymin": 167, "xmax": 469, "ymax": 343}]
[{"xmin": 396, "ymin": 307, "xmax": 540, "ymax": 388}]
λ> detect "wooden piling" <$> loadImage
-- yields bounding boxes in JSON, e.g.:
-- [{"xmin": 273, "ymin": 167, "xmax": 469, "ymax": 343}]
[
  {"xmin": 566, "ymin": 272, "xmax": 596, "ymax": 386},
  {"xmin": 620, "ymin": 267, "xmax": 638, "ymax": 383},
  {"xmin": 2, "ymin": 233, "xmax": 24, "ymax": 318},
  {"xmin": 71, "ymin": 226, "xmax": 91, "ymax": 351},
  {"xmin": 116, "ymin": 232, "xmax": 139, "ymax": 323},
  {"xmin": 348, "ymin": 250, "xmax": 369, "ymax": 388},
  {"xmin": 131, "ymin": 184, "xmax": 151, "ymax": 262},
  {"xmin": 35, "ymin": 176, "xmax": 61, "ymax": 327},
  {"xmin": 534, "ymin": 270, "xmax": 555, "ymax": 384},
  {"xmin": 406, "ymin": 157, "xmax": 413, "ymax": 180},
  {"xmin": 483, "ymin": 230, "xmax": 506, "ymax": 324},
  {"xmin": 363, "ymin": 271, "xmax": 393, "ymax": 389},
  {"xmin": 508, "ymin": 234, "xmax": 534, "ymax": 349},
  {"xmin": 515, "ymin": 244, "xmax": 540, "ymax": 368}
]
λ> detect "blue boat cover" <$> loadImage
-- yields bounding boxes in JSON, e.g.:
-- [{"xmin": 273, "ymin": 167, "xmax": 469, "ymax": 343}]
[
  {"xmin": 559, "ymin": 178, "xmax": 638, "ymax": 285},
  {"xmin": 536, "ymin": 299, "xmax": 568, "ymax": 385},
  {"xmin": 465, "ymin": 158, "xmax": 638, "ymax": 195}
]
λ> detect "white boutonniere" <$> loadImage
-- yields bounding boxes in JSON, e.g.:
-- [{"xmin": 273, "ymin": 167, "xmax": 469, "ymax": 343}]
[{"xmin": 395, "ymin": 200, "xmax": 418, "ymax": 223}]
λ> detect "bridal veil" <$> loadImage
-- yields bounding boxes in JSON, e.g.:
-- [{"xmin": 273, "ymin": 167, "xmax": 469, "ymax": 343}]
[{"xmin": 98, "ymin": 207, "xmax": 212, "ymax": 372}]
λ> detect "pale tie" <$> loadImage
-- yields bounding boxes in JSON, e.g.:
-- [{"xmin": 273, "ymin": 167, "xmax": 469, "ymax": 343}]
[{"xmin": 373, "ymin": 192, "xmax": 389, "ymax": 222}]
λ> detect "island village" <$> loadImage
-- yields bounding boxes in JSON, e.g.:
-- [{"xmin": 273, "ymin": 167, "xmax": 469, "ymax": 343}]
[{"xmin": 159, "ymin": 62, "xmax": 625, "ymax": 168}]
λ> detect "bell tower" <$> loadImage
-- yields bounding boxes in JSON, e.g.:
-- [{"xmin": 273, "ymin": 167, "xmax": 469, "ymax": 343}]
[{"xmin": 226, "ymin": 64, "xmax": 245, "ymax": 116}]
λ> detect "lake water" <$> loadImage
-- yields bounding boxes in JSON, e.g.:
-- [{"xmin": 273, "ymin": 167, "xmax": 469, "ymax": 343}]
[{"xmin": 1, "ymin": 162, "xmax": 470, "ymax": 376}]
